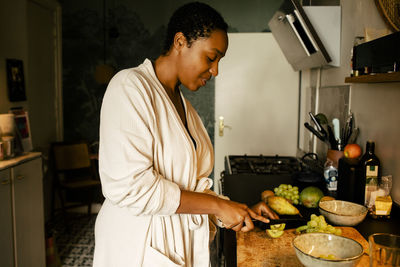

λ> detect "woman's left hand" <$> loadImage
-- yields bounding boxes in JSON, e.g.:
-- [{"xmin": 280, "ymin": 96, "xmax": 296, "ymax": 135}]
[{"xmin": 250, "ymin": 201, "xmax": 279, "ymax": 223}]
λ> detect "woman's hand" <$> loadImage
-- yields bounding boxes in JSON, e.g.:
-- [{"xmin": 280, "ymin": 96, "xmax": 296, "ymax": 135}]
[
  {"xmin": 250, "ymin": 201, "xmax": 279, "ymax": 221},
  {"xmin": 215, "ymin": 199, "xmax": 272, "ymax": 232}
]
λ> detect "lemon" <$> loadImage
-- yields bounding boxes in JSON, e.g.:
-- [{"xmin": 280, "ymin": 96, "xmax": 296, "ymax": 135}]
[
  {"xmin": 270, "ymin": 223, "xmax": 286, "ymax": 231},
  {"xmin": 266, "ymin": 229, "xmax": 284, "ymax": 238}
]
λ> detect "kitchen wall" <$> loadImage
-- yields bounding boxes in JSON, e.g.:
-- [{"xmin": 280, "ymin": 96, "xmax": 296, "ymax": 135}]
[
  {"xmin": 2, "ymin": 0, "xmax": 399, "ymax": 206},
  {"xmin": 299, "ymin": 0, "xmax": 400, "ymax": 204},
  {"xmin": 0, "ymin": 0, "xmax": 29, "ymax": 113},
  {"xmin": 58, "ymin": 0, "xmax": 283, "ymax": 144}
]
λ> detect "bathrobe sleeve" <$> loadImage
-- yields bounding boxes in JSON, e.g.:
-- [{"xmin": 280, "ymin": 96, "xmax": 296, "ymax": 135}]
[{"xmin": 98, "ymin": 69, "xmax": 181, "ymax": 216}]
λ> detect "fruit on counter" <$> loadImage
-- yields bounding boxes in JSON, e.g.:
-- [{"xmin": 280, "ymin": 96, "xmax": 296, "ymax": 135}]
[
  {"xmin": 261, "ymin": 190, "xmax": 275, "ymax": 203},
  {"xmin": 270, "ymin": 223, "xmax": 286, "ymax": 231},
  {"xmin": 267, "ymin": 196, "xmax": 300, "ymax": 215},
  {"xmin": 344, "ymin": 143, "xmax": 362, "ymax": 159},
  {"xmin": 295, "ymin": 214, "xmax": 342, "ymax": 236},
  {"xmin": 319, "ymin": 196, "xmax": 335, "ymax": 202},
  {"xmin": 273, "ymin": 184, "xmax": 300, "ymax": 205},
  {"xmin": 266, "ymin": 223, "xmax": 286, "ymax": 238},
  {"xmin": 266, "ymin": 229, "xmax": 284, "ymax": 238},
  {"xmin": 299, "ymin": 186, "xmax": 324, "ymax": 208}
]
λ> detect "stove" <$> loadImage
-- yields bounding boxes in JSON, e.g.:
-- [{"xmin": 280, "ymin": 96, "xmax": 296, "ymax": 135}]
[
  {"xmin": 225, "ymin": 155, "xmax": 301, "ymax": 175},
  {"xmin": 220, "ymin": 154, "xmax": 303, "ymax": 206}
]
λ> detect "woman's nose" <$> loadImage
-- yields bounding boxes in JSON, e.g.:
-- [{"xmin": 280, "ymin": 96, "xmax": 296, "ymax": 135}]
[{"xmin": 209, "ymin": 63, "xmax": 219, "ymax": 77}]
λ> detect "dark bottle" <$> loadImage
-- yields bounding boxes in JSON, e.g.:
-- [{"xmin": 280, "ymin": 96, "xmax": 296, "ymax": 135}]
[
  {"xmin": 338, "ymin": 157, "xmax": 360, "ymax": 202},
  {"xmin": 356, "ymin": 141, "xmax": 381, "ymax": 207}
]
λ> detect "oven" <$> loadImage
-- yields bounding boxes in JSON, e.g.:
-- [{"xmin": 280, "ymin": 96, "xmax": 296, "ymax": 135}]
[{"xmin": 217, "ymin": 153, "xmax": 324, "ymax": 267}]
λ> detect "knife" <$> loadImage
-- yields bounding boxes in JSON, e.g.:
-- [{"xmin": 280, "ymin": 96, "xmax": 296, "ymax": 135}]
[
  {"xmin": 332, "ymin": 118, "xmax": 342, "ymax": 150},
  {"xmin": 309, "ymin": 112, "xmax": 328, "ymax": 137},
  {"xmin": 252, "ymin": 217, "xmax": 307, "ymax": 229},
  {"xmin": 304, "ymin": 122, "xmax": 327, "ymax": 143}
]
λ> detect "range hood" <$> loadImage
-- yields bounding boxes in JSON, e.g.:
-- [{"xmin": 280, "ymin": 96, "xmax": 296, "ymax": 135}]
[{"xmin": 268, "ymin": 0, "xmax": 341, "ymax": 71}]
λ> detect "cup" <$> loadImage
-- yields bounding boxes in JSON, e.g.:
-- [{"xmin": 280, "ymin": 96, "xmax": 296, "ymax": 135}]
[
  {"xmin": 1, "ymin": 136, "xmax": 15, "ymax": 158},
  {"xmin": 380, "ymin": 175, "xmax": 393, "ymax": 196},
  {"xmin": 369, "ymin": 233, "xmax": 400, "ymax": 266}
]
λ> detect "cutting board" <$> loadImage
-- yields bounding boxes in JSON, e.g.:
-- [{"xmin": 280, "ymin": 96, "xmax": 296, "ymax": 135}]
[{"xmin": 236, "ymin": 227, "xmax": 369, "ymax": 267}]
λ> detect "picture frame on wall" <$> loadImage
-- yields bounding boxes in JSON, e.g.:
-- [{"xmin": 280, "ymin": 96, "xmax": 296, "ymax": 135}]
[
  {"xmin": 6, "ymin": 59, "xmax": 26, "ymax": 102},
  {"xmin": 9, "ymin": 107, "xmax": 33, "ymax": 153}
]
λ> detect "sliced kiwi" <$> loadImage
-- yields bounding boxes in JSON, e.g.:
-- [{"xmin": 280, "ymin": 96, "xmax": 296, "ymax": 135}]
[
  {"xmin": 270, "ymin": 223, "xmax": 286, "ymax": 231},
  {"xmin": 266, "ymin": 229, "xmax": 284, "ymax": 238}
]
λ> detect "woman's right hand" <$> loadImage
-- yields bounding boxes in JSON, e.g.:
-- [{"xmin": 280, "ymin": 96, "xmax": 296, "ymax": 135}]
[{"xmin": 215, "ymin": 199, "xmax": 268, "ymax": 232}]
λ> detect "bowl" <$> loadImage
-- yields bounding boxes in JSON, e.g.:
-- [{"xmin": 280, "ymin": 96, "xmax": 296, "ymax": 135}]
[
  {"xmin": 319, "ymin": 200, "xmax": 368, "ymax": 226},
  {"xmin": 293, "ymin": 233, "xmax": 364, "ymax": 267}
]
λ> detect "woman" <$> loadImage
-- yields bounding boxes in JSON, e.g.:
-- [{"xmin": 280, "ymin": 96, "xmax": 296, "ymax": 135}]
[{"xmin": 93, "ymin": 2, "xmax": 278, "ymax": 266}]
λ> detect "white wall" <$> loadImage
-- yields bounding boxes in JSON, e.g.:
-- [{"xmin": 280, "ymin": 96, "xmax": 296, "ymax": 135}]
[{"xmin": 300, "ymin": 0, "xmax": 400, "ymax": 204}]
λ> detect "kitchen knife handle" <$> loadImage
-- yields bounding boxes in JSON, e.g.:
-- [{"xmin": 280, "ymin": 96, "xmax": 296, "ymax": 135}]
[{"xmin": 304, "ymin": 122, "xmax": 326, "ymax": 142}]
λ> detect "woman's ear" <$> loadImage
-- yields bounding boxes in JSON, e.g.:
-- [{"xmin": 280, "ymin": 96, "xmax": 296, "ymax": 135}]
[{"xmin": 173, "ymin": 32, "xmax": 187, "ymax": 51}]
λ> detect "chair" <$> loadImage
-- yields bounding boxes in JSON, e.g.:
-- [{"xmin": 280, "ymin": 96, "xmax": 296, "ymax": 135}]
[{"xmin": 50, "ymin": 141, "xmax": 102, "ymax": 221}]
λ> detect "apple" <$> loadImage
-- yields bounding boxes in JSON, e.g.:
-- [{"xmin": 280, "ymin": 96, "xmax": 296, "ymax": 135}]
[{"xmin": 344, "ymin": 143, "xmax": 362, "ymax": 158}]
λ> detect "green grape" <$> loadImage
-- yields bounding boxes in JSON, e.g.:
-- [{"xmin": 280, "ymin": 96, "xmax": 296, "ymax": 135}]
[
  {"xmin": 326, "ymin": 225, "xmax": 335, "ymax": 233},
  {"xmin": 335, "ymin": 228, "xmax": 342, "ymax": 236},
  {"xmin": 273, "ymin": 183, "xmax": 300, "ymax": 202},
  {"xmin": 296, "ymin": 214, "xmax": 342, "ymax": 236}
]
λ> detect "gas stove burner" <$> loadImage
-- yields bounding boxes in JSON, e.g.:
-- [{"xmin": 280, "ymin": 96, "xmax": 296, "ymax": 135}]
[{"xmin": 226, "ymin": 155, "xmax": 301, "ymax": 175}]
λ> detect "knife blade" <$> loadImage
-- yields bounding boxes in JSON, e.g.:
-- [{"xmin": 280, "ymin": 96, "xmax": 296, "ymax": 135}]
[
  {"xmin": 304, "ymin": 122, "xmax": 327, "ymax": 142},
  {"xmin": 252, "ymin": 217, "xmax": 307, "ymax": 230},
  {"xmin": 309, "ymin": 112, "xmax": 328, "ymax": 137}
]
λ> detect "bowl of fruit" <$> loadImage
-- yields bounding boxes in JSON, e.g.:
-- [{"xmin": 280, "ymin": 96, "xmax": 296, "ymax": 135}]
[
  {"xmin": 318, "ymin": 200, "xmax": 368, "ymax": 226},
  {"xmin": 293, "ymin": 232, "xmax": 364, "ymax": 267}
]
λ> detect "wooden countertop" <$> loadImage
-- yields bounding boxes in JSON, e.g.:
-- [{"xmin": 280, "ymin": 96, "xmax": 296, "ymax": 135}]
[{"xmin": 236, "ymin": 227, "xmax": 369, "ymax": 267}]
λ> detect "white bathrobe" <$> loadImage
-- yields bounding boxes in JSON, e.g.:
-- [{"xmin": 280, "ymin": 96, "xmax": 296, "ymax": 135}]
[{"xmin": 93, "ymin": 59, "xmax": 215, "ymax": 267}]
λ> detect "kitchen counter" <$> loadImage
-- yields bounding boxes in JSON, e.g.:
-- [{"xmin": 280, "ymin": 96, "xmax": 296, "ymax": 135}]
[
  {"xmin": 236, "ymin": 227, "xmax": 369, "ymax": 266},
  {"xmin": 0, "ymin": 152, "xmax": 42, "ymax": 170},
  {"xmin": 223, "ymin": 202, "xmax": 400, "ymax": 267}
]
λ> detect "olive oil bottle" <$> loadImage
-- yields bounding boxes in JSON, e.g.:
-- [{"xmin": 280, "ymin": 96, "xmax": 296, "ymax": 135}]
[{"xmin": 358, "ymin": 140, "xmax": 381, "ymax": 207}]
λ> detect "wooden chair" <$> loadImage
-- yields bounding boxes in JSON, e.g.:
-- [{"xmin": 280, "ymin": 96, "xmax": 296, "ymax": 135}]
[{"xmin": 50, "ymin": 141, "xmax": 102, "ymax": 221}]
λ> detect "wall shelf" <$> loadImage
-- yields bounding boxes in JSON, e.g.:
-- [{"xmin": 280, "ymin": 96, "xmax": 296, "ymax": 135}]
[{"xmin": 345, "ymin": 72, "xmax": 400, "ymax": 83}]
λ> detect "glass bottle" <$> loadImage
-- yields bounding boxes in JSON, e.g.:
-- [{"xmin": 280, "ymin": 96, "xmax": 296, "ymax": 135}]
[
  {"xmin": 358, "ymin": 140, "xmax": 381, "ymax": 207},
  {"xmin": 324, "ymin": 159, "xmax": 338, "ymax": 197}
]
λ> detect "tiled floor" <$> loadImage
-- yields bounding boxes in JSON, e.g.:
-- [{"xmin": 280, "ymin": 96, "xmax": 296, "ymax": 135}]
[
  {"xmin": 49, "ymin": 212, "xmax": 222, "ymax": 267},
  {"xmin": 49, "ymin": 213, "xmax": 96, "ymax": 267}
]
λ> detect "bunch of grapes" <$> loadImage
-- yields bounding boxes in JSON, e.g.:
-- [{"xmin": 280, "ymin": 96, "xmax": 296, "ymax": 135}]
[
  {"xmin": 296, "ymin": 214, "xmax": 342, "ymax": 236},
  {"xmin": 273, "ymin": 184, "xmax": 300, "ymax": 205}
]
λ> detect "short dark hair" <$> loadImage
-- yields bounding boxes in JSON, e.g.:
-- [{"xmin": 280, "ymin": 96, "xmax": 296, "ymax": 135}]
[{"xmin": 161, "ymin": 2, "xmax": 228, "ymax": 55}]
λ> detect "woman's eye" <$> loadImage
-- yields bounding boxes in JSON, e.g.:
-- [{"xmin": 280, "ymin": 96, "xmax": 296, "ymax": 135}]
[{"xmin": 207, "ymin": 56, "xmax": 216, "ymax": 62}]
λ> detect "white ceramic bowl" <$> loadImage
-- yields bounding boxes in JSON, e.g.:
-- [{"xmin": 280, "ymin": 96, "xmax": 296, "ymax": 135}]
[
  {"xmin": 293, "ymin": 233, "xmax": 364, "ymax": 267},
  {"xmin": 319, "ymin": 200, "xmax": 368, "ymax": 226}
]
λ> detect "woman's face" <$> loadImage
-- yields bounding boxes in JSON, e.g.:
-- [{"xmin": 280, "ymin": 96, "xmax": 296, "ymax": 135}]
[{"xmin": 176, "ymin": 29, "xmax": 228, "ymax": 91}]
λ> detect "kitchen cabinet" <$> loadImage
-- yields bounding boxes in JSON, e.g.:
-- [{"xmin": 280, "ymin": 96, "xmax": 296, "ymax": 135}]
[
  {"xmin": 344, "ymin": 72, "xmax": 400, "ymax": 83},
  {"xmin": 0, "ymin": 168, "xmax": 14, "ymax": 267},
  {"xmin": 0, "ymin": 153, "xmax": 45, "ymax": 267}
]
